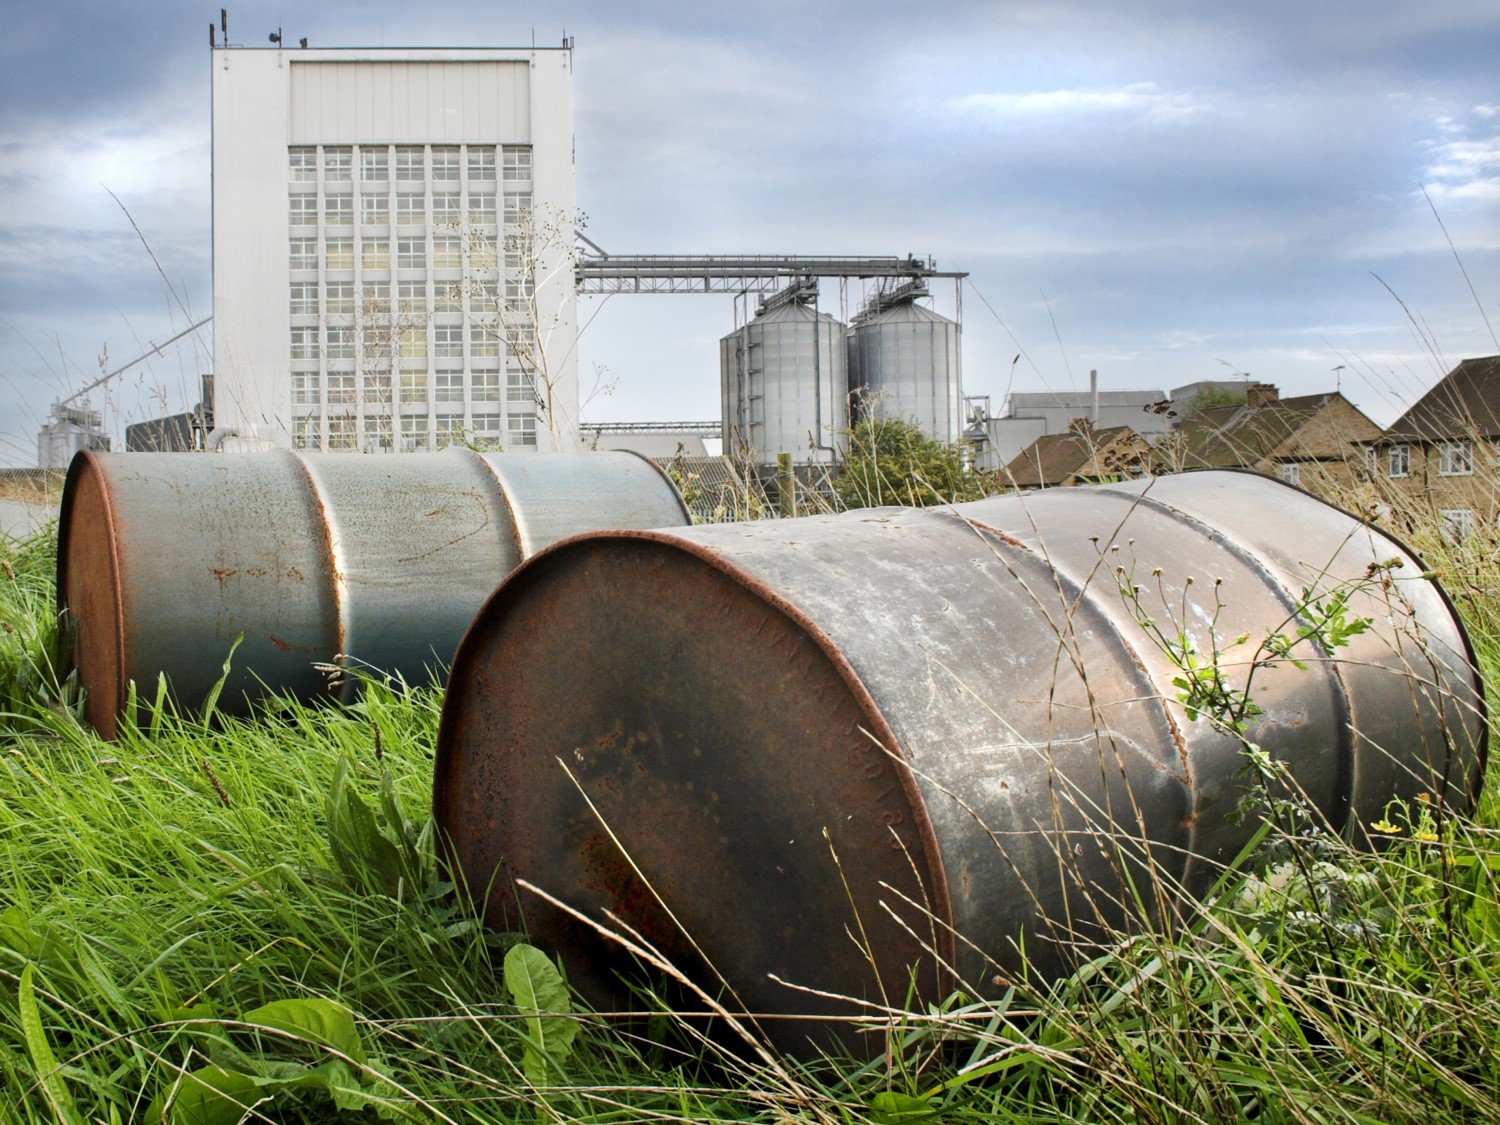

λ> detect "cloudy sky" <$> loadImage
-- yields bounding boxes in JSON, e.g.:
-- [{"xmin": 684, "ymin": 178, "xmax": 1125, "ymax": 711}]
[{"xmin": 2, "ymin": 1, "xmax": 1497, "ymax": 465}]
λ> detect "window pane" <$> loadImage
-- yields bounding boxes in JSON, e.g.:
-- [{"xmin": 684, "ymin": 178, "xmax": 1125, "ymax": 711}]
[
  {"xmin": 399, "ymin": 327, "xmax": 427, "ymax": 358},
  {"xmin": 361, "ymin": 194, "xmax": 389, "ymax": 225},
  {"xmin": 326, "ymin": 327, "xmax": 355, "ymax": 360},
  {"xmin": 400, "ymin": 415, "xmax": 430, "ymax": 451},
  {"xmin": 394, "ymin": 146, "xmax": 424, "ymax": 181},
  {"xmin": 473, "ymin": 371, "xmax": 500, "ymax": 401},
  {"xmin": 326, "ymin": 239, "xmax": 354, "ymax": 270},
  {"xmin": 431, "ymin": 146, "xmax": 459, "ymax": 180},
  {"xmin": 397, "ymin": 238, "xmax": 426, "ymax": 269},
  {"xmin": 327, "ymin": 372, "xmax": 356, "ymax": 403},
  {"xmin": 359, "ymin": 281, "xmax": 389, "ymax": 314},
  {"xmin": 398, "ymin": 281, "xmax": 427, "ymax": 314},
  {"xmin": 325, "ymin": 195, "xmax": 353, "ymax": 224},
  {"xmin": 432, "ymin": 192, "xmax": 460, "ymax": 225},
  {"xmin": 360, "ymin": 149, "xmax": 389, "ymax": 181},
  {"xmin": 467, "ymin": 145, "xmax": 496, "ymax": 180},
  {"xmin": 400, "ymin": 372, "xmax": 429, "ymax": 401},
  {"xmin": 362, "ymin": 239, "xmax": 390, "ymax": 270},
  {"xmin": 501, "ymin": 146, "xmax": 532, "ymax": 181},
  {"xmin": 289, "ymin": 282, "xmax": 317, "ymax": 316},
  {"xmin": 289, "ymin": 147, "xmax": 318, "ymax": 181},
  {"xmin": 468, "ymin": 192, "xmax": 496, "ymax": 224},
  {"xmin": 507, "ymin": 412, "xmax": 537, "ymax": 448},
  {"xmin": 290, "ymin": 327, "xmax": 319, "ymax": 360},
  {"xmin": 363, "ymin": 414, "xmax": 394, "ymax": 451},
  {"xmin": 326, "ymin": 282, "xmax": 354, "ymax": 315},
  {"xmin": 293, "ymin": 416, "xmax": 322, "ymax": 450},
  {"xmin": 503, "ymin": 192, "xmax": 532, "ymax": 226},
  {"xmin": 433, "ymin": 236, "xmax": 462, "ymax": 269},
  {"xmin": 324, "ymin": 147, "xmax": 352, "ymax": 181},
  {"xmin": 291, "ymin": 374, "xmax": 320, "ymax": 405},
  {"xmin": 396, "ymin": 193, "xmax": 425, "ymax": 224},
  {"xmin": 435, "ymin": 371, "xmax": 465, "ymax": 400},
  {"xmin": 290, "ymin": 238, "xmax": 318, "ymax": 270},
  {"xmin": 290, "ymin": 195, "xmax": 319, "ymax": 225},
  {"xmin": 470, "ymin": 325, "xmax": 499, "ymax": 357},
  {"xmin": 434, "ymin": 327, "xmax": 465, "ymax": 360}
]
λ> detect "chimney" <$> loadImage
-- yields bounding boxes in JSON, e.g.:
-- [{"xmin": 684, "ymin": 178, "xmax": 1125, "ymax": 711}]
[{"xmin": 1246, "ymin": 382, "xmax": 1279, "ymax": 409}]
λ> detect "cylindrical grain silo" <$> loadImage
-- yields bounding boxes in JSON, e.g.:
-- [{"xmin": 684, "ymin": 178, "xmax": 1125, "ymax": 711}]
[
  {"xmin": 720, "ymin": 293, "xmax": 848, "ymax": 469},
  {"xmin": 847, "ymin": 298, "xmax": 962, "ymax": 443},
  {"xmin": 433, "ymin": 470, "xmax": 1485, "ymax": 1057},
  {"xmin": 57, "ymin": 448, "xmax": 689, "ymax": 737}
]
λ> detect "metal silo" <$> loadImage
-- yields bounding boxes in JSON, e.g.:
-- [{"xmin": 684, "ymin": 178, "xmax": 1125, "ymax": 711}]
[
  {"xmin": 847, "ymin": 282, "xmax": 962, "ymax": 442},
  {"xmin": 720, "ymin": 280, "xmax": 848, "ymax": 469}
]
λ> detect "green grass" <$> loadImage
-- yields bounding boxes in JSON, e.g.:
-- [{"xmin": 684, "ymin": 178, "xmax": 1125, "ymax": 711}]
[{"xmin": 3, "ymin": 516, "xmax": 1498, "ymax": 1124}]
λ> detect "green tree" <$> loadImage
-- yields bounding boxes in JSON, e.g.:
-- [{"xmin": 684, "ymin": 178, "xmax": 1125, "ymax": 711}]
[{"xmin": 834, "ymin": 415, "xmax": 991, "ymax": 509}]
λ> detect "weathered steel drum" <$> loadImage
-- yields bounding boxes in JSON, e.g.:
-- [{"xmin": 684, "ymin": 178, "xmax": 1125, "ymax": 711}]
[
  {"xmin": 434, "ymin": 470, "xmax": 1486, "ymax": 1055},
  {"xmin": 58, "ymin": 449, "xmax": 689, "ymax": 737}
]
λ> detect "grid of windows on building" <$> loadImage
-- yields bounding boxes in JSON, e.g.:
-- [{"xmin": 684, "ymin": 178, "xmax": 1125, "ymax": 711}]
[{"xmin": 286, "ymin": 141, "xmax": 535, "ymax": 452}]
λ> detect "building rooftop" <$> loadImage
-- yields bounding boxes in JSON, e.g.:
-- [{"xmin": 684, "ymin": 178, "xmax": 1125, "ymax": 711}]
[{"xmin": 1384, "ymin": 355, "xmax": 1500, "ymax": 442}]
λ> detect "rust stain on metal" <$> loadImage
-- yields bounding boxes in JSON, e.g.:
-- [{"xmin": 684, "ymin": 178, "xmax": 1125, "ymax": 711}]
[{"xmin": 211, "ymin": 568, "xmax": 239, "ymax": 582}]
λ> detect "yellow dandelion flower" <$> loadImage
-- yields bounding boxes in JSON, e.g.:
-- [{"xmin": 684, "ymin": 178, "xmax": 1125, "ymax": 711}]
[
  {"xmin": 1415, "ymin": 792, "xmax": 1432, "ymax": 804},
  {"xmin": 1370, "ymin": 819, "xmax": 1400, "ymax": 834},
  {"xmin": 1413, "ymin": 829, "xmax": 1439, "ymax": 843}
]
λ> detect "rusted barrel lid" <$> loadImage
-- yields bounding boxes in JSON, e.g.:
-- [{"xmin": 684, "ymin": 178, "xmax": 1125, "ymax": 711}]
[{"xmin": 434, "ymin": 471, "xmax": 1485, "ymax": 1056}]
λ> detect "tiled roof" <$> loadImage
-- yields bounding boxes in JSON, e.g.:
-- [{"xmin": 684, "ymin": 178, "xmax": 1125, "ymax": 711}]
[
  {"xmin": 1170, "ymin": 393, "xmax": 1339, "ymax": 468},
  {"xmin": 1003, "ymin": 425, "xmax": 1143, "ymax": 487},
  {"xmin": 1384, "ymin": 355, "xmax": 1500, "ymax": 442}
]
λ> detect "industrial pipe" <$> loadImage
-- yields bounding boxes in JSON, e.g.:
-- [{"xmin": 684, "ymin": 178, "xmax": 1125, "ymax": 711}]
[
  {"xmin": 58, "ymin": 449, "xmax": 689, "ymax": 737},
  {"xmin": 433, "ymin": 470, "xmax": 1485, "ymax": 1055}
]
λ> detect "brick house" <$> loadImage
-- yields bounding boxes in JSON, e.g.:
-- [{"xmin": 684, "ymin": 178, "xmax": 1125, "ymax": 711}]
[
  {"xmin": 1155, "ymin": 382, "xmax": 1383, "ymax": 502},
  {"xmin": 1363, "ymin": 355, "xmax": 1500, "ymax": 539},
  {"xmin": 1002, "ymin": 419, "xmax": 1154, "ymax": 489}
]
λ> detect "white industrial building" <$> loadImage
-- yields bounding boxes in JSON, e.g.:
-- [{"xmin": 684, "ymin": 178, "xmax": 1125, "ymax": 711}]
[{"xmin": 211, "ymin": 40, "xmax": 579, "ymax": 452}]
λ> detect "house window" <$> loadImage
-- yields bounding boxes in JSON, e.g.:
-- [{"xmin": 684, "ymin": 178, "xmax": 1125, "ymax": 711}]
[
  {"xmin": 1438, "ymin": 440, "xmax": 1473, "ymax": 476},
  {"xmin": 289, "ymin": 238, "xmax": 318, "ymax": 270},
  {"xmin": 400, "ymin": 415, "xmax": 430, "ymax": 452},
  {"xmin": 289, "ymin": 282, "xmax": 317, "ymax": 316},
  {"xmin": 289, "ymin": 147, "xmax": 317, "ymax": 181},
  {"xmin": 501, "ymin": 146, "xmax": 532, "ymax": 181},
  {"xmin": 431, "ymin": 146, "xmax": 460, "ymax": 180},
  {"xmin": 323, "ymin": 147, "xmax": 352, "ymax": 181},
  {"xmin": 1279, "ymin": 463, "xmax": 1300, "ymax": 487},
  {"xmin": 394, "ymin": 146, "xmax": 424, "ymax": 181},
  {"xmin": 289, "ymin": 196, "xmax": 319, "ymax": 225},
  {"xmin": 1388, "ymin": 444, "xmax": 1410, "ymax": 478},
  {"xmin": 292, "ymin": 416, "xmax": 321, "ymax": 450},
  {"xmin": 467, "ymin": 146, "xmax": 496, "ymax": 180},
  {"xmin": 1440, "ymin": 509, "xmax": 1475, "ymax": 543},
  {"xmin": 1364, "ymin": 446, "xmax": 1379, "ymax": 478},
  {"xmin": 507, "ymin": 412, "xmax": 537, "ymax": 449},
  {"xmin": 361, "ymin": 239, "xmax": 390, "ymax": 270},
  {"xmin": 396, "ymin": 193, "xmax": 424, "ymax": 225},
  {"xmin": 360, "ymin": 194, "xmax": 389, "ymax": 226},
  {"xmin": 360, "ymin": 149, "xmax": 389, "ymax": 182},
  {"xmin": 324, "ymin": 195, "xmax": 353, "ymax": 225}
]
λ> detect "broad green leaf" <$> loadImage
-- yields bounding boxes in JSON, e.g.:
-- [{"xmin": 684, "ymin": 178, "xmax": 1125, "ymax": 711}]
[
  {"xmin": 18, "ymin": 963, "xmax": 78, "ymax": 1123},
  {"xmin": 504, "ymin": 943, "xmax": 577, "ymax": 1081},
  {"xmin": 146, "ymin": 1065, "xmax": 268, "ymax": 1125},
  {"xmin": 241, "ymin": 997, "xmax": 366, "ymax": 1064},
  {"xmin": 869, "ymin": 1090, "xmax": 940, "ymax": 1123}
]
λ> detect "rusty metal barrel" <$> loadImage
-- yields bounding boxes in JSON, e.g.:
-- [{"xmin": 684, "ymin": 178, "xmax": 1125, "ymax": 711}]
[
  {"xmin": 434, "ymin": 470, "xmax": 1485, "ymax": 1054},
  {"xmin": 58, "ymin": 449, "xmax": 689, "ymax": 737}
]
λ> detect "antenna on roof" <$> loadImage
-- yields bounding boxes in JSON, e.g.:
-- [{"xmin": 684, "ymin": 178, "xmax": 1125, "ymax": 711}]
[
  {"xmin": 1333, "ymin": 364, "xmax": 1345, "ymax": 392},
  {"xmin": 221, "ymin": 9, "xmax": 228, "ymax": 39}
]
